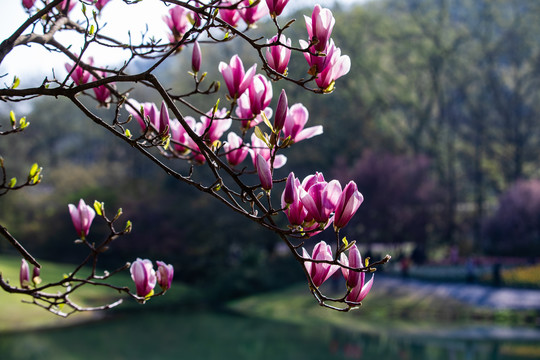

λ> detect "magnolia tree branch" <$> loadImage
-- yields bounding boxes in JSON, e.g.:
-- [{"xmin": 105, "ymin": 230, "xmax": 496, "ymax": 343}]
[
  {"xmin": 0, "ymin": 0, "xmax": 389, "ymax": 314},
  {"xmin": 0, "ymin": 0, "xmax": 64, "ymax": 64},
  {"xmin": 0, "ymin": 200, "xmax": 170, "ymax": 317},
  {"xmin": 0, "ymin": 226, "xmax": 41, "ymax": 268}
]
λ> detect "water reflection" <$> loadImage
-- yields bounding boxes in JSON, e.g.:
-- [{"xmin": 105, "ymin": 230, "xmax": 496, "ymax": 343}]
[
  {"xmin": 0, "ymin": 310, "xmax": 539, "ymax": 360},
  {"xmin": 328, "ymin": 328, "xmax": 540, "ymax": 360}
]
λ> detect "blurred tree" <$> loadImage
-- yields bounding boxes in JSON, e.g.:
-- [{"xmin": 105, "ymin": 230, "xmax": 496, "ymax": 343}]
[
  {"xmin": 333, "ymin": 150, "xmax": 442, "ymax": 247},
  {"xmin": 483, "ymin": 179, "xmax": 540, "ymax": 256}
]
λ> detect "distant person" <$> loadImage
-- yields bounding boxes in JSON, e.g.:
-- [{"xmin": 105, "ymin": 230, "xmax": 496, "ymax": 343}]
[{"xmin": 400, "ymin": 256, "xmax": 410, "ymax": 278}]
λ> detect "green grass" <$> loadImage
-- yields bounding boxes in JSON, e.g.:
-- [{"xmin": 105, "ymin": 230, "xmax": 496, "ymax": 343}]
[
  {"xmin": 0, "ymin": 256, "xmax": 101, "ymax": 331},
  {"xmin": 228, "ymin": 280, "xmax": 539, "ymax": 336}
]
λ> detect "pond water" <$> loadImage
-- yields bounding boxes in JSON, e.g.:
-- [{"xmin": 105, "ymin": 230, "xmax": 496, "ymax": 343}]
[{"xmin": 1, "ymin": 310, "xmax": 539, "ymax": 360}]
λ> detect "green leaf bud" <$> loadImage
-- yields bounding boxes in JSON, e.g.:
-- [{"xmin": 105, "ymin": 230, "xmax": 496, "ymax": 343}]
[
  {"xmin": 12, "ymin": 76, "xmax": 20, "ymax": 89},
  {"xmin": 19, "ymin": 117, "xmax": 29, "ymax": 129},
  {"xmin": 9, "ymin": 111, "xmax": 16, "ymax": 127},
  {"xmin": 124, "ymin": 220, "xmax": 132, "ymax": 233},
  {"xmin": 29, "ymin": 163, "xmax": 39, "ymax": 177},
  {"xmin": 93, "ymin": 200, "xmax": 104, "ymax": 216}
]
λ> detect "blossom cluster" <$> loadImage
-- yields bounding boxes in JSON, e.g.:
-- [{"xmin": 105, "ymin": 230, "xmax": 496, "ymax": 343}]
[
  {"xmin": 66, "ymin": 199, "xmax": 174, "ymax": 299},
  {"xmin": 303, "ymin": 242, "xmax": 374, "ymax": 303},
  {"xmin": 282, "ymin": 172, "xmax": 363, "ymax": 233},
  {"xmin": 19, "ymin": 0, "xmax": 381, "ymax": 310},
  {"xmin": 283, "ymin": 172, "xmax": 373, "ymax": 304},
  {"xmin": 19, "ymin": 259, "xmax": 40, "ymax": 289},
  {"xmin": 130, "ymin": 258, "xmax": 174, "ymax": 298},
  {"xmin": 23, "ymin": 0, "xmax": 110, "ymax": 12}
]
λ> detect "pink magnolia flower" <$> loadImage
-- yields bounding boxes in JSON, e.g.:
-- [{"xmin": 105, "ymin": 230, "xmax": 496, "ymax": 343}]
[
  {"xmin": 130, "ymin": 258, "xmax": 156, "ymax": 298},
  {"xmin": 256, "ymin": 154, "xmax": 273, "ymax": 191},
  {"xmin": 265, "ymin": 0, "xmax": 290, "ymax": 17},
  {"xmin": 266, "ymin": 34, "xmax": 291, "ymax": 75},
  {"xmin": 299, "ymin": 39, "xmax": 330, "ymax": 75},
  {"xmin": 236, "ymin": 93, "xmax": 255, "ymax": 120},
  {"xmin": 249, "ymin": 133, "xmax": 287, "ymax": 169},
  {"xmin": 192, "ymin": 41, "xmax": 201, "ymax": 73},
  {"xmin": 158, "ymin": 101, "xmax": 171, "ymax": 135},
  {"xmin": 126, "ymin": 100, "xmax": 169, "ymax": 134},
  {"xmin": 300, "ymin": 179, "xmax": 342, "ymax": 225},
  {"xmin": 239, "ymin": 0, "xmax": 268, "ymax": 26},
  {"xmin": 219, "ymin": 55, "xmax": 257, "ymax": 99},
  {"xmin": 19, "ymin": 259, "xmax": 30, "ymax": 289},
  {"xmin": 163, "ymin": 5, "xmax": 192, "ymax": 43},
  {"xmin": 236, "ymin": 93, "xmax": 272, "ymax": 130},
  {"xmin": 127, "ymin": 100, "xmax": 159, "ymax": 132},
  {"xmin": 302, "ymin": 241, "xmax": 339, "ymax": 287},
  {"xmin": 247, "ymin": 74, "xmax": 273, "ymax": 116},
  {"xmin": 340, "ymin": 244, "xmax": 362, "ymax": 288},
  {"xmin": 92, "ymin": 72, "xmax": 114, "ymax": 107},
  {"xmin": 334, "ymin": 181, "xmax": 363, "ymax": 230},
  {"xmin": 65, "ymin": 57, "xmax": 93, "ymax": 86},
  {"xmin": 281, "ymin": 172, "xmax": 308, "ymax": 226},
  {"xmin": 305, "ymin": 4, "xmax": 335, "ymax": 53},
  {"xmin": 169, "ymin": 116, "xmax": 196, "ymax": 154},
  {"xmin": 315, "ymin": 41, "xmax": 351, "ymax": 91},
  {"xmin": 199, "ymin": 107, "xmax": 232, "ymax": 145},
  {"xmin": 156, "ymin": 261, "xmax": 174, "ymax": 291},
  {"xmin": 56, "ymin": 0, "xmax": 77, "ymax": 13},
  {"xmin": 22, "ymin": 0, "xmax": 36, "ymax": 10},
  {"xmin": 184, "ymin": 119, "xmax": 207, "ymax": 164},
  {"xmin": 340, "ymin": 246, "xmax": 374, "ymax": 303},
  {"xmin": 224, "ymin": 132, "xmax": 248, "ymax": 166},
  {"xmin": 94, "ymin": 0, "xmax": 111, "ymax": 11},
  {"xmin": 282, "ymin": 172, "xmax": 338, "ymax": 235},
  {"xmin": 302, "ymin": 172, "xmax": 326, "ymax": 191},
  {"xmin": 281, "ymin": 103, "xmax": 323, "ymax": 144},
  {"xmin": 219, "ymin": 1, "xmax": 241, "ymax": 27},
  {"xmin": 68, "ymin": 199, "xmax": 96, "ymax": 239}
]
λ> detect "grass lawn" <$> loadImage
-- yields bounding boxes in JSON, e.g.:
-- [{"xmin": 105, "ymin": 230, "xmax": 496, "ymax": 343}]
[
  {"xmin": 228, "ymin": 278, "xmax": 540, "ymax": 337},
  {"xmin": 0, "ymin": 255, "xmax": 103, "ymax": 331}
]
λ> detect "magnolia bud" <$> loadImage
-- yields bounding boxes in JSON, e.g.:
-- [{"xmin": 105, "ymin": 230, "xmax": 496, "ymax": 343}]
[
  {"xmin": 256, "ymin": 154, "xmax": 273, "ymax": 191},
  {"xmin": 192, "ymin": 41, "xmax": 201, "ymax": 73},
  {"xmin": 156, "ymin": 261, "xmax": 174, "ymax": 291},
  {"xmin": 19, "ymin": 259, "xmax": 30, "ymax": 289},
  {"xmin": 32, "ymin": 266, "xmax": 42, "ymax": 286},
  {"xmin": 283, "ymin": 172, "xmax": 296, "ymax": 205},
  {"xmin": 273, "ymin": 89, "xmax": 288, "ymax": 133}
]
